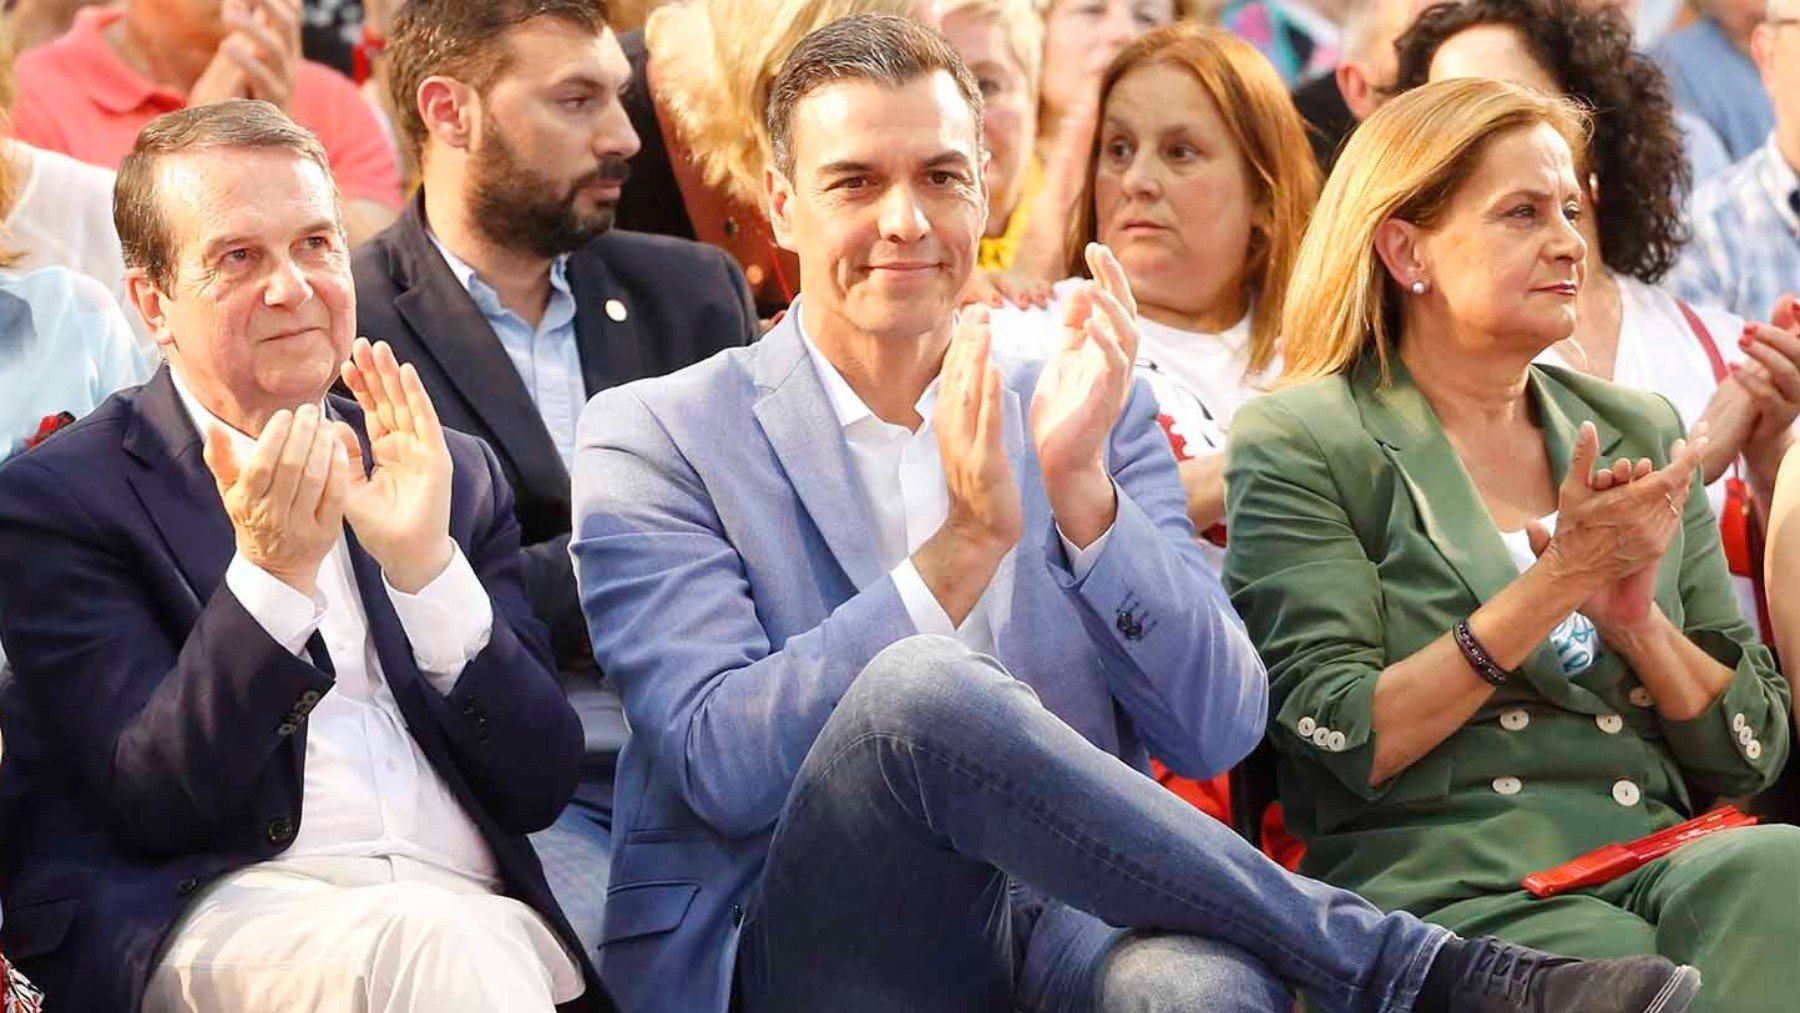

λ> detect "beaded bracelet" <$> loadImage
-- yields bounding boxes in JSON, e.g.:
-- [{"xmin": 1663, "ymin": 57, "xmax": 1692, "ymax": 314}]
[{"xmin": 1452, "ymin": 619, "xmax": 1513, "ymax": 687}]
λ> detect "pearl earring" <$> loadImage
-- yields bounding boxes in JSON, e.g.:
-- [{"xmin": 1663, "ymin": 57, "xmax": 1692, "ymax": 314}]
[{"xmin": 1410, "ymin": 279, "xmax": 1428, "ymax": 295}]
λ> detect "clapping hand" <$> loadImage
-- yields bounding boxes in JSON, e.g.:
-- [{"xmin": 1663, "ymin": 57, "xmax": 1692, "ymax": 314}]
[
  {"xmin": 189, "ymin": 0, "xmax": 302, "ymax": 111},
  {"xmin": 203, "ymin": 403, "xmax": 350, "ymax": 596},
  {"xmin": 333, "ymin": 338, "xmax": 455, "ymax": 593},
  {"xmin": 934, "ymin": 304, "xmax": 1024, "ymax": 554},
  {"xmin": 1030, "ymin": 242, "xmax": 1139, "ymax": 547},
  {"xmin": 1527, "ymin": 421, "xmax": 1706, "ymax": 633}
]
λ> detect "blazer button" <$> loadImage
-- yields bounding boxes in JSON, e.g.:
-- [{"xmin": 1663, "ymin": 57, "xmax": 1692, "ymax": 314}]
[
  {"xmin": 1115, "ymin": 610, "xmax": 1144, "ymax": 641},
  {"xmin": 1595, "ymin": 714, "xmax": 1624, "ymax": 735},
  {"xmin": 1499, "ymin": 708, "xmax": 1529, "ymax": 731},
  {"xmin": 299, "ymin": 690, "xmax": 322, "ymax": 707},
  {"xmin": 1732, "ymin": 712, "xmax": 1749, "ymax": 734},
  {"xmin": 1611, "ymin": 779, "xmax": 1641, "ymax": 807},
  {"xmin": 266, "ymin": 815, "xmax": 297, "ymax": 846},
  {"xmin": 1747, "ymin": 740, "xmax": 1765, "ymax": 761},
  {"xmin": 1326, "ymin": 730, "xmax": 1347, "ymax": 752},
  {"xmin": 1296, "ymin": 717, "xmax": 1317, "ymax": 738},
  {"xmin": 276, "ymin": 721, "xmax": 298, "ymax": 737},
  {"xmin": 175, "ymin": 876, "xmax": 200, "ymax": 898},
  {"xmin": 1492, "ymin": 776, "xmax": 1523, "ymax": 796},
  {"xmin": 1628, "ymin": 687, "xmax": 1654, "ymax": 708}
]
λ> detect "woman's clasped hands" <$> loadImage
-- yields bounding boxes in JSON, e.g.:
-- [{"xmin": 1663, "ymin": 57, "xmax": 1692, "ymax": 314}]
[{"xmin": 1526, "ymin": 419, "xmax": 1707, "ymax": 635}]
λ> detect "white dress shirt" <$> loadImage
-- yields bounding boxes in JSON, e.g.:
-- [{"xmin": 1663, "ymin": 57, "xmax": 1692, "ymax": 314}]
[
  {"xmin": 172, "ymin": 369, "xmax": 503, "ymax": 888},
  {"xmin": 794, "ymin": 305, "xmax": 1109, "ymax": 654}
]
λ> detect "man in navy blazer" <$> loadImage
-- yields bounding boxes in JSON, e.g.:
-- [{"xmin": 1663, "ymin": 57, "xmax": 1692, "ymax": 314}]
[
  {"xmin": 0, "ymin": 102, "xmax": 609, "ymax": 1011},
  {"xmin": 571, "ymin": 14, "xmax": 1699, "ymax": 1013},
  {"xmin": 350, "ymin": 0, "xmax": 758, "ymax": 952}
]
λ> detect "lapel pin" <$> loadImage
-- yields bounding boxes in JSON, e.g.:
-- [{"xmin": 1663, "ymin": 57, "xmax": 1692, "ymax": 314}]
[{"xmin": 605, "ymin": 298, "xmax": 628, "ymax": 322}]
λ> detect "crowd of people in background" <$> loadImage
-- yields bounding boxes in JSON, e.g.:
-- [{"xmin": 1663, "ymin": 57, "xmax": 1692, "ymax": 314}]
[{"xmin": 0, "ymin": 0, "xmax": 1797, "ymax": 1010}]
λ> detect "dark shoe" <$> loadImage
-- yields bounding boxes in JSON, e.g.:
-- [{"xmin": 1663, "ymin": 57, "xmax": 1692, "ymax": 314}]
[{"xmin": 1440, "ymin": 936, "xmax": 1700, "ymax": 1013}]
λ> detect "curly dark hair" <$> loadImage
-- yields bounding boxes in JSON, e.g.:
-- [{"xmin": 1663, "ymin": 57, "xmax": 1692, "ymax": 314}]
[{"xmin": 1391, "ymin": 0, "xmax": 1689, "ymax": 283}]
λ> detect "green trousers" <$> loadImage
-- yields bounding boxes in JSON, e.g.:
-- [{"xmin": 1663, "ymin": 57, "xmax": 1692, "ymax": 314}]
[{"xmin": 1421, "ymin": 824, "xmax": 1800, "ymax": 1013}]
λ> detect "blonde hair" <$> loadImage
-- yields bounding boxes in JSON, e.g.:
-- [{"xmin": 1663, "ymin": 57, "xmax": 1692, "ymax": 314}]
[
  {"xmin": 940, "ymin": 0, "xmax": 1045, "ymax": 87},
  {"xmin": 1278, "ymin": 78, "xmax": 1588, "ymax": 385},
  {"xmin": 644, "ymin": 0, "xmax": 917, "ymax": 207},
  {"xmin": 1066, "ymin": 23, "xmax": 1318, "ymax": 375}
]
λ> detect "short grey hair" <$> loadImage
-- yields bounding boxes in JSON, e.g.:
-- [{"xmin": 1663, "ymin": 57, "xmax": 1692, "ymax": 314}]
[
  {"xmin": 765, "ymin": 13, "xmax": 985, "ymax": 178},
  {"xmin": 115, "ymin": 100, "xmax": 340, "ymax": 289}
]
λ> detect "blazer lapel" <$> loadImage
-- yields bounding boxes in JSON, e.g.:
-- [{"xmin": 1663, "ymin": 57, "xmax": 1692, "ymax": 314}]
[
  {"xmin": 1354, "ymin": 358, "xmax": 1521, "ymax": 609},
  {"xmin": 122, "ymin": 366, "xmax": 235, "ymax": 609},
  {"xmin": 750, "ymin": 317, "xmax": 886, "ymax": 590},
  {"xmin": 567, "ymin": 248, "xmax": 646, "ymax": 398},
  {"xmin": 389, "ymin": 195, "xmax": 570, "ymax": 501}
]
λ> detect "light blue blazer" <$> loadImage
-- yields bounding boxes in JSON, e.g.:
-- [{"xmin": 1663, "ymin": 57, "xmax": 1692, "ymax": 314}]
[{"xmin": 569, "ymin": 314, "xmax": 1268, "ymax": 1012}]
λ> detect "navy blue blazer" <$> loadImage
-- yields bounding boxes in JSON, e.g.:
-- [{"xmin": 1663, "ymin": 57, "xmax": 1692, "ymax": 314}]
[
  {"xmin": 570, "ymin": 316, "xmax": 1269, "ymax": 1011},
  {"xmin": 0, "ymin": 368, "xmax": 612, "ymax": 1012}
]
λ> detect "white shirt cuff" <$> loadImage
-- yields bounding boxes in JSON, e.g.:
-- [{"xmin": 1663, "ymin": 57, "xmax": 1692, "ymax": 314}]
[
  {"xmin": 1057, "ymin": 523, "xmax": 1113, "ymax": 582},
  {"xmin": 892, "ymin": 558, "xmax": 959, "ymax": 637},
  {"xmin": 225, "ymin": 553, "xmax": 326, "ymax": 657},
  {"xmin": 384, "ymin": 544, "xmax": 493, "ymax": 693}
]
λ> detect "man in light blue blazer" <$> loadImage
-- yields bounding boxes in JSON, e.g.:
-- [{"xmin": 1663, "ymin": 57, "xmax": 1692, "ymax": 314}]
[{"xmin": 569, "ymin": 14, "xmax": 1698, "ymax": 1013}]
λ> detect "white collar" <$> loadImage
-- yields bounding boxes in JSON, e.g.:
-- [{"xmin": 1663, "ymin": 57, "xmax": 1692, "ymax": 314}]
[{"xmin": 793, "ymin": 297, "xmax": 940, "ymax": 431}]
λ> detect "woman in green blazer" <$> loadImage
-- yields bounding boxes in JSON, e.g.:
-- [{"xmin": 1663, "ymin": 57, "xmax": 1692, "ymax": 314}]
[{"xmin": 1225, "ymin": 79, "xmax": 1799, "ymax": 1011}]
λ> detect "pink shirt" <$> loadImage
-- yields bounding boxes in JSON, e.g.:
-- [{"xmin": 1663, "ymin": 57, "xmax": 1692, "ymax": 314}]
[{"xmin": 10, "ymin": 7, "xmax": 402, "ymax": 209}]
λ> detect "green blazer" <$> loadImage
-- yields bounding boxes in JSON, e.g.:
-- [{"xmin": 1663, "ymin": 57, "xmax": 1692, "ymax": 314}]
[{"xmin": 1223, "ymin": 355, "xmax": 1790, "ymax": 920}]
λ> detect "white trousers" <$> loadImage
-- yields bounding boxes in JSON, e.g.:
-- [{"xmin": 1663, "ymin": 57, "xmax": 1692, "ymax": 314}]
[{"xmin": 145, "ymin": 855, "xmax": 585, "ymax": 1013}]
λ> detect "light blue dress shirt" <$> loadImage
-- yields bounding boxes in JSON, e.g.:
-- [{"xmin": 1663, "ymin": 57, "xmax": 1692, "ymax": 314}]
[
  {"xmin": 1, "ymin": 265, "xmax": 147, "ymax": 461},
  {"xmin": 428, "ymin": 235, "xmax": 584, "ymax": 472},
  {"xmin": 1669, "ymin": 135, "xmax": 1800, "ymax": 324}
]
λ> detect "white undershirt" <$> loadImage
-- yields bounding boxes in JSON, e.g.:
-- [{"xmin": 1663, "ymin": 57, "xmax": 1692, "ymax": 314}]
[
  {"xmin": 795, "ymin": 304, "xmax": 1109, "ymax": 654},
  {"xmin": 172, "ymin": 368, "xmax": 503, "ymax": 887},
  {"xmin": 1496, "ymin": 514, "xmax": 1600, "ymax": 677}
]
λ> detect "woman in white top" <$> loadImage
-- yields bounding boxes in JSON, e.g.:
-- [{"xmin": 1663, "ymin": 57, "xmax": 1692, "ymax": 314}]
[
  {"xmin": 991, "ymin": 22, "xmax": 1320, "ymax": 566},
  {"xmin": 1393, "ymin": 0, "xmax": 1799, "ymax": 627}
]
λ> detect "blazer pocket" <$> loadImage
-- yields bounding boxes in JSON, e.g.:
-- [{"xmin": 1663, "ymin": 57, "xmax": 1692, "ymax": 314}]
[
  {"xmin": 600, "ymin": 880, "xmax": 700, "ymax": 946},
  {"xmin": 1, "ymin": 896, "xmax": 79, "ymax": 960}
]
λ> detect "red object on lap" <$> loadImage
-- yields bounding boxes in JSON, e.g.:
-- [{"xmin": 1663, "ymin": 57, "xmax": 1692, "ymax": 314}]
[{"xmin": 1521, "ymin": 805, "xmax": 1760, "ymax": 899}]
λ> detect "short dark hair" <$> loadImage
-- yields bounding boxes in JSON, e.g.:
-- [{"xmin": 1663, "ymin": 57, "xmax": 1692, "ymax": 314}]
[
  {"xmin": 116, "ymin": 100, "xmax": 338, "ymax": 290},
  {"xmin": 765, "ymin": 13, "xmax": 984, "ymax": 179},
  {"xmin": 385, "ymin": 0, "xmax": 610, "ymax": 160},
  {"xmin": 1392, "ymin": 0, "xmax": 1690, "ymax": 284}
]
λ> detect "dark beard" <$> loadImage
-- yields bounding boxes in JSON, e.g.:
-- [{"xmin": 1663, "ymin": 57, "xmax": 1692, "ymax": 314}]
[{"xmin": 466, "ymin": 125, "xmax": 631, "ymax": 259}]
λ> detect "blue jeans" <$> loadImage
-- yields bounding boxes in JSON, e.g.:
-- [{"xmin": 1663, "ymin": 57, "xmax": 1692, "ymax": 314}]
[{"xmin": 735, "ymin": 636, "xmax": 1447, "ymax": 1013}]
